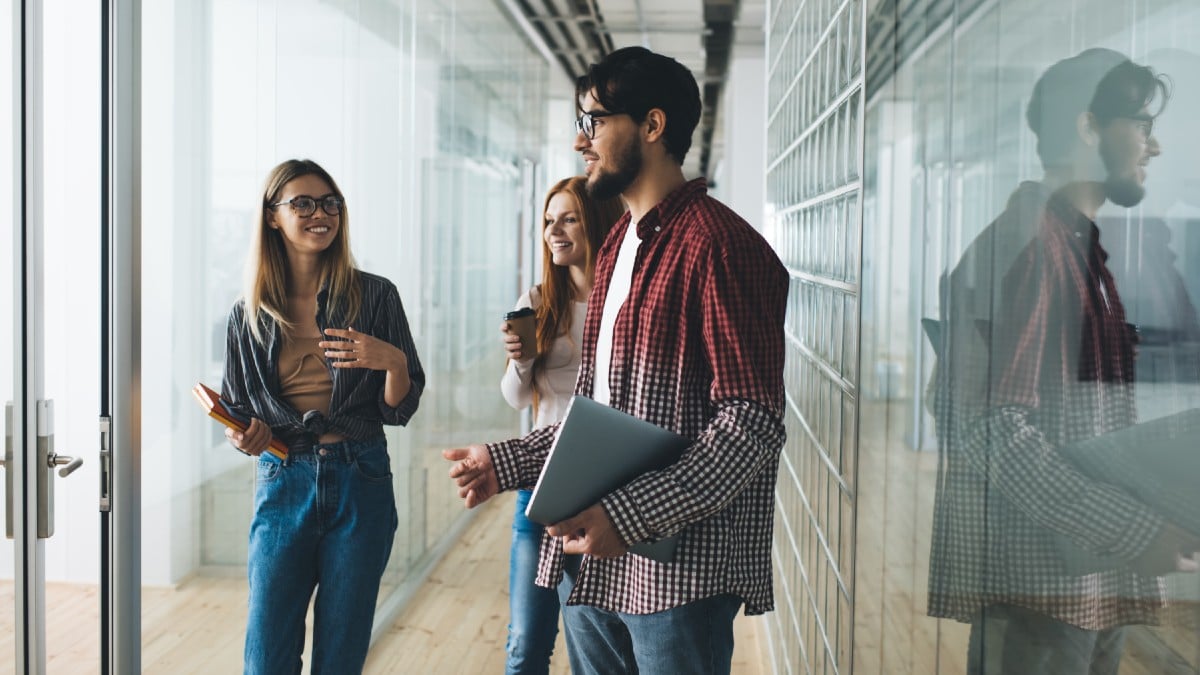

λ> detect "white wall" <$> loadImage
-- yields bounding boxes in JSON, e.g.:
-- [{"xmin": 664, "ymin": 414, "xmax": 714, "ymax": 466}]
[{"xmin": 714, "ymin": 43, "xmax": 767, "ymax": 230}]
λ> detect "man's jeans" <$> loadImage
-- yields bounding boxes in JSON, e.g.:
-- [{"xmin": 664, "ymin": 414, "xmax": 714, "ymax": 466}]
[
  {"xmin": 967, "ymin": 604, "xmax": 1128, "ymax": 675},
  {"xmin": 506, "ymin": 489, "xmax": 561, "ymax": 675},
  {"xmin": 557, "ymin": 554, "xmax": 742, "ymax": 675},
  {"xmin": 244, "ymin": 436, "xmax": 398, "ymax": 675}
]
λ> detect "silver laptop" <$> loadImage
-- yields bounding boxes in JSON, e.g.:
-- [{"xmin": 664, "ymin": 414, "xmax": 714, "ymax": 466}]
[
  {"xmin": 1055, "ymin": 407, "xmax": 1200, "ymax": 574},
  {"xmin": 525, "ymin": 395, "xmax": 691, "ymax": 562}
]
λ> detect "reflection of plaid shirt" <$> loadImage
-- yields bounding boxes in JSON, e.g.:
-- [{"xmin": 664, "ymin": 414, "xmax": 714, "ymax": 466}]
[
  {"xmin": 489, "ymin": 178, "xmax": 788, "ymax": 615},
  {"xmin": 929, "ymin": 191, "xmax": 1164, "ymax": 630}
]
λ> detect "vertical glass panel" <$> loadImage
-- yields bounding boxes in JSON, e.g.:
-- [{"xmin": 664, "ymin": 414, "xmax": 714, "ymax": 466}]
[
  {"xmin": 863, "ymin": 0, "xmax": 1200, "ymax": 672},
  {"xmin": 0, "ymin": 1, "xmax": 14, "ymax": 668},
  {"xmin": 40, "ymin": 3, "xmax": 105, "ymax": 669},
  {"xmin": 140, "ymin": 0, "xmax": 547, "ymax": 668}
]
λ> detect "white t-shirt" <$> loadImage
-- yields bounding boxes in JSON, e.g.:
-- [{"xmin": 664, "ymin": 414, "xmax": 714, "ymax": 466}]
[{"xmin": 593, "ymin": 222, "xmax": 641, "ymax": 406}]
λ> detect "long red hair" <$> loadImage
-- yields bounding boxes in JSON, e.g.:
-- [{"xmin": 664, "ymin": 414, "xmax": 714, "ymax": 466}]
[{"xmin": 530, "ymin": 177, "xmax": 625, "ymax": 419}]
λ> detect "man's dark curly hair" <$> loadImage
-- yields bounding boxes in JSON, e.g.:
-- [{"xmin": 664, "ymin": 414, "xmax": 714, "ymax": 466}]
[
  {"xmin": 1026, "ymin": 48, "xmax": 1170, "ymax": 169},
  {"xmin": 576, "ymin": 47, "xmax": 702, "ymax": 165}
]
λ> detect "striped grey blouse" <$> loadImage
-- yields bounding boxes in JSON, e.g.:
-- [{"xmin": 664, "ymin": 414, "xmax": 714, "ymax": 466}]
[{"xmin": 221, "ymin": 270, "xmax": 425, "ymax": 449}]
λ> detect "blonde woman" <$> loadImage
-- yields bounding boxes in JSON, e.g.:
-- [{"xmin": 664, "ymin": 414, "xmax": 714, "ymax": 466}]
[
  {"xmin": 499, "ymin": 176, "xmax": 624, "ymax": 674},
  {"xmin": 221, "ymin": 159, "xmax": 424, "ymax": 674}
]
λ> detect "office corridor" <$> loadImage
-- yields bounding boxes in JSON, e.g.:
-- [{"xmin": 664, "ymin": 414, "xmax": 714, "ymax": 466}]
[{"xmin": 365, "ymin": 491, "xmax": 768, "ymax": 674}]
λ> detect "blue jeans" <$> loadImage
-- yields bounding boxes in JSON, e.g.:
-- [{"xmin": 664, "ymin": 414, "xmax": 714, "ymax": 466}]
[
  {"xmin": 506, "ymin": 489, "xmax": 561, "ymax": 674},
  {"xmin": 244, "ymin": 436, "xmax": 398, "ymax": 675},
  {"xmin": 556, "ymin": 555, "xmax": 742, "ymax": 675},
  {"xmin": 967, "ymin": 604, "xmax": 1127, "ymax": 675}
]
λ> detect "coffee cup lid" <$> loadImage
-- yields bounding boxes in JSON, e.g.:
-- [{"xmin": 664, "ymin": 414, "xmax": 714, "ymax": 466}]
[{"xmin": 504, "ymin": 307, "xmax": 535, "ymax": 320}]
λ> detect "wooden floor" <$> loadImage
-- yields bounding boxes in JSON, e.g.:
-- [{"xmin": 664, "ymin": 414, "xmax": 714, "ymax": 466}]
[
  {"xmin": 0, "ymin": 492, "xmax": 769, "ymax": 674},
  {"xmin": 365, "ymin": 491, "xmax": 769, "ymax": 674},
  {"xmin": 1, "ymin": 464, "xmax": 1196, "ymax": 673},
  {"xmin": 850, "ymin": 400, "xmax": 1200, "ymax": 675}
]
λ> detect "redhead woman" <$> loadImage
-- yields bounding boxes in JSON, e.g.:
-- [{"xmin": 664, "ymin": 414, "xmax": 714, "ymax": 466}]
[{"xmin": 498, "ymin": 176, "xmax": 624, "ymax": 674}]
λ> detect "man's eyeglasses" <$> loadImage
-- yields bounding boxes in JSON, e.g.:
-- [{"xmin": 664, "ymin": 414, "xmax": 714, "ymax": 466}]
[
  {"xmin": 1118, "ymin": 114, "xmax": 1155, "ymax": 139},
  {"xmin": 575, "ymin": 110, "xmax": 623, "ymax": 140},
  {"xmin": 269, "ymin": 194, "xmax": 344, "ymax": 218}
]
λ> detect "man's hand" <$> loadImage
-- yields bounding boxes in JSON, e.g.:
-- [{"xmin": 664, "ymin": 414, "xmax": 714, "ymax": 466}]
[
  {"xmin": 547, "ymin": 504, "xmax": 630, "ymax": 558},
  {"xmin": 1131, "ymin": 522, "xmax": 1200, "ymax": 576},
  {"xmin": 443, "ymin": 445, "xmax": 499, "ymax": 508}
]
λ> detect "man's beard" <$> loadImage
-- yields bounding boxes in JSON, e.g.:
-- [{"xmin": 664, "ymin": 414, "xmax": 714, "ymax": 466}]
[
  {"xmin": 587, "ymin": 136, "xmax": 642, "ymax": 201},
  {"xmin": 1104, "ymin": 172, "xmax": 1146, "ymax": 207},
  {"xmin": 1099, "ymin": 137, "xmax": 1146, "ymax": 207}
]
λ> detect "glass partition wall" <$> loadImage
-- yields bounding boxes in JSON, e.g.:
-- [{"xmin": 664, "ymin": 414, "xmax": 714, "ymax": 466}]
[
  {"xmin": 1, "ymin": 1, "xmax": 15, "ymax": 667},
  {"xmin": 857, "ymin": 0, "xmax": 1200, "ymax": 673},
  {"xmin": 139, "ymin": 0, "xmax": 549, "ymax": 669}
]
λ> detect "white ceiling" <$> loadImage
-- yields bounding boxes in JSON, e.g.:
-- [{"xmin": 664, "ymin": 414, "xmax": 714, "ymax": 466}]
[
  {"xmin": 599, "ymin": 0, "xmax": 709, "ymax": 73},
  {"xmin": 522, "ymin": 0, "xmax": 767, "ymax": 179}
]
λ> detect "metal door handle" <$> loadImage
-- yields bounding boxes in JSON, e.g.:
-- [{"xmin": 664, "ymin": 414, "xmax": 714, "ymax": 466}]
[
  {"xmin": 50, "ymin": 454, "xmax": 83, "ymax": 478},
  {"xmin": 36, "ymin": 400, "xmax": 58, "ymax": 538},
  {"xmin": 4, "ymin": 402, "xmax": 11, "ymax": 539}
]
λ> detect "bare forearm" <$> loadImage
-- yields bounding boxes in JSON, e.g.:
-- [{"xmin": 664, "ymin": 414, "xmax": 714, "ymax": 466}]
[{"xmin": 384, "ymin": 365, "xmax": 411, "ymax": 407}]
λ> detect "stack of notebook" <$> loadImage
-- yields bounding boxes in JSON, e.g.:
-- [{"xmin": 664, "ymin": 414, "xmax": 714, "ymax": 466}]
[{"xmin": 191, "ymin": 382, "xmax": 288, "ymax": 459}]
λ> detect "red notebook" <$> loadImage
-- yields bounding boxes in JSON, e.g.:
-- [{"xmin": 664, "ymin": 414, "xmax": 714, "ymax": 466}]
[{"xmin": 191, "ymin": 382, "xmax": 288, "ymax": 459}]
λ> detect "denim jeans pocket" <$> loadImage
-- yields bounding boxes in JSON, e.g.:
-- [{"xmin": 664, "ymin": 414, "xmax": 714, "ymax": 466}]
[
  {"xmin": 352, "ymin": 443, "xmax": 392, "ymax": 483},
  {"xmin": 256, "ymin": 456, "xmax": 282, "ymax": 483}
]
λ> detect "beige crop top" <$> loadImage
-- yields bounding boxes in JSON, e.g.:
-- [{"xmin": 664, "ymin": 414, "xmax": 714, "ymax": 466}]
[{"xmin": 278, "ymin": 336, "xmax": 333, "ymax": 416}]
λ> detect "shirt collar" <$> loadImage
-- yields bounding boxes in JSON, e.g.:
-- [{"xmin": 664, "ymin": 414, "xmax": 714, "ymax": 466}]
[
  {"xmin": 315, "ymin": 276, "xmax": 333, "ymax": 325},
  {"xmin": 634, "ymin": 177, "xmax": 707, "ymax": 239},
  {"xmin": 1046, "ymin": 192, "xmax": 1107, "ymax": 260}
]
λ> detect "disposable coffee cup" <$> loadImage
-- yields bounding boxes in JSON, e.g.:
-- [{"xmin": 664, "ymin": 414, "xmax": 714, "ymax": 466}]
[{"xmin": 504, "ymin": 307, "xmax": 537, "ymax": 358}]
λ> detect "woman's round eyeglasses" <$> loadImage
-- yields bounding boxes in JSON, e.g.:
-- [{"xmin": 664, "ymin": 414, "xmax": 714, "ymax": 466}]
[{"xmin": 269, "ymin": 195, "xmax": 344, "ymax": 218}]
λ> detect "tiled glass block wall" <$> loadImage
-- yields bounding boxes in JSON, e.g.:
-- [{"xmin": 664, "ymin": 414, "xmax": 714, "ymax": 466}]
[{"xmin": 764, "ymin": 0, "xmax": 864, "ymax": 672}]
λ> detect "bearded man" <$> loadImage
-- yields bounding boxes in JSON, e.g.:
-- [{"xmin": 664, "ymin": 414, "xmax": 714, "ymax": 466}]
[
  {"xmin": 927, "ymin": 48, "xmax": 1198, "ymax": 675},
  {"xmin": 445, "ymin": 47, "xmax": 789, "ymax": 675}
]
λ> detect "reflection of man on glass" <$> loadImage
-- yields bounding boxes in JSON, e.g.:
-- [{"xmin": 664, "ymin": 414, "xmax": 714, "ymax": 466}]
[
  {"xmin": 1103, "ymin": 48, "xmax": 1200, "ymax": 386},
  {"xmin": 929, "ymin": 48, "xmax": 1196, "ymax": 675}
]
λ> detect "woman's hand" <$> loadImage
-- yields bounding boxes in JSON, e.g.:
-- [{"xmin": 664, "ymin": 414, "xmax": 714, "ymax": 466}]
[
  {"xmin": 322, "ymin": 326, "xmax": 412, "ymax": 407},
  {"xmin": 226, "ymin": 417, "xmax": 272, "ymax": 456},
  {"xmin": 321, "ymin": 327, "xmax": 407, "ymax": 374},
  {"xmin": 500, "ymin": 321, "xmax": 533, "ymax": 363}
]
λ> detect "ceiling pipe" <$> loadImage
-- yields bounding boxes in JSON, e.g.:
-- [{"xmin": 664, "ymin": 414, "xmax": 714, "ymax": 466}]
[
  {"xmin": 499, "ymin": 0, "xmax": 733, "ymax": 180},
  {"xmin": 631, "ymin": 0, "xmax": 651, "ymax": 48},
  {"xmin": 698, "ymin": 0, "xmax": 739, "ymax": 177}
]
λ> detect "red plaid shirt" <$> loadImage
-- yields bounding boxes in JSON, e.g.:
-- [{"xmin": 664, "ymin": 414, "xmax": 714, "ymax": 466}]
[
  {"xmin": 930, "ymin": 190, "xmax": 1164, "ymax": 630},
  {"xmin": 489, "ymin": 178, "xmax": 789, "ymax": 615}
]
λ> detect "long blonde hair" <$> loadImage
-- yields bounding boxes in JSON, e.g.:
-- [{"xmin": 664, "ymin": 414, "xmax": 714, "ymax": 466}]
[
  {"xmin": 530, "ymin": 176, "xmax": 625, "ymax": 418},
  {"xmin": 245, "ymin": 159, "xmax": 361, "ymax": 344}
]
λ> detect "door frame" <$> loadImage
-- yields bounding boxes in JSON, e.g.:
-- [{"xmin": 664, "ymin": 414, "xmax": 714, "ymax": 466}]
[
  {"xmin": 11, "ymin": 0, "xmax": 141, "ymax": 672},
  {"xmin": 101, "ymin": 1, "xmax": 141, "ymax": 673},
  {"xmin": 13, "ymin": 0, "xmax": 48, "ymax": 669}
]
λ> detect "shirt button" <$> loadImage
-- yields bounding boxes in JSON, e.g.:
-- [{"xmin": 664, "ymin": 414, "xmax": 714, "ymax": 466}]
[
  {"xmin": 654, "ymin": 226, "xmax": 661, "ymax": 232},
  {"xmin": 319, "ymin": 448, "xmax": 330, "ymax": 456}
]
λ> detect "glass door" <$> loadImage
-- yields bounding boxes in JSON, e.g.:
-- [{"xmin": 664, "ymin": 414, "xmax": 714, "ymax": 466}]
[
  {"xmin": 7, "ymin": 0, "xmax": 103, "ymax": 671},
  {"xmin": 1, "ymin": 0, "xmax": 16, "ymax": 669},
  {"xmin": 2, "ymin": 1, "xmax": 139, "ymax": 672}
]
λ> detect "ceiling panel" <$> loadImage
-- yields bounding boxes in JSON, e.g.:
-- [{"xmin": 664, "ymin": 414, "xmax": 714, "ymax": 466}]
[{"xmin": 502, "ymin": 0, "xmax": 766, "ymax": 178}]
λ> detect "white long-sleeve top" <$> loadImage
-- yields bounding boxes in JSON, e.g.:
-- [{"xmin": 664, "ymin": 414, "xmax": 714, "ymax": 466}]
[{"xmin": 500, "ymin": 287, "xmax": 587, "ymax": 429}]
